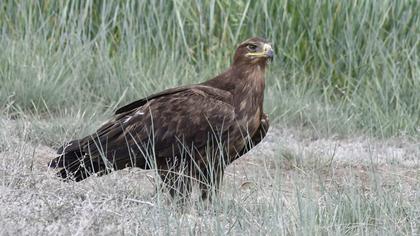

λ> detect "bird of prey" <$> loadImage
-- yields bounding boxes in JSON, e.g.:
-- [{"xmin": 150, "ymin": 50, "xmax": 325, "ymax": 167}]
[{"xmin": 49, "ymin": 37, "xmax": 273, "ymax": 201}]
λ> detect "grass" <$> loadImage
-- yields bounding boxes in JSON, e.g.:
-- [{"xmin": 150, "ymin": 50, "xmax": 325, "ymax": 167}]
[
  {"xmin": 0, "ymin": 123, "xmax": 418, "ymax": 235},
  {"xmin": 0, "ymin": 0, "xmax": 419, "ymax": 235},
  {"xmin": 0, "ymin": 0, "xmax": 418, "ymax": 138}
]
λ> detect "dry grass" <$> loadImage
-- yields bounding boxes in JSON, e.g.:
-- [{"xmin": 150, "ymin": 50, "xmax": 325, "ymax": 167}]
[
  {"xmin": 1, "ymin": 118, "xmax": 418, "ymax": 235},
  {"xmin": 1, "ymin": 1, "xmax": 419, "ymax": 234}
]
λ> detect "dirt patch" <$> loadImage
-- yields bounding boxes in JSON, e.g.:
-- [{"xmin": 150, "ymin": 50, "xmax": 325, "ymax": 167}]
[
  {"xmin": 1, "ymin": 117, "xmax": 418, "ymax": 189},
  {"xmin": 0, "ymin": 117, "xmax": 419, "ymax": 235},
  {"xmin": 223, "ymin": 126, "xmax": 419, "ymax": 197}
]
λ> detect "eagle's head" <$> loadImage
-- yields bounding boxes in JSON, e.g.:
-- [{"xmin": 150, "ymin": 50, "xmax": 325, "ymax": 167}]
[{"xmin": 233, "ymin": 37, "xmax": 274, "ymax": 66}]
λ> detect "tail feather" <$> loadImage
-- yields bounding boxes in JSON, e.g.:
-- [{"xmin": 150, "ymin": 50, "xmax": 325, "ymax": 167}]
[
  {"xmin": 48, "ymin": 152, "xmax": 81, "ymax": 168},
  {"xmin": 50, "ymin": 138, "xmax": 106, "ymax": 181},
  {"xmin": 56, "ymin": 155, "xmax": 106, "ymax": 182},
  {"xmin": 51, "ymin": 149, "xmax": 128, "ymax": 182},
  {"xmin": 50, "ymin": 139, "xmax": 84, "ymax": 168},
  {"xmin": 50, "ymin": 142, "xmax": 146, "ymax": 182}
]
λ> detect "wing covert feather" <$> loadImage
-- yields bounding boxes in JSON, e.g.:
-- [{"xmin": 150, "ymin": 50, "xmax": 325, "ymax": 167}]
[{"xmin": 75, "ymin": 86, "xmax": 235, "ymax": 164}]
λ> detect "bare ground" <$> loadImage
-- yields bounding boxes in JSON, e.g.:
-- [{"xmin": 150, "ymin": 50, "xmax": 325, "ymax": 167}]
[{"xmin": 0, "ymin": 117, "xmax": 419, "ymax": 235}]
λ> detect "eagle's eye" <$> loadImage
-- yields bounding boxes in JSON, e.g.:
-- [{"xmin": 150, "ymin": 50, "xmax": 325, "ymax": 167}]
[{"xmin": 246, "ymin": 44, "xmax": 258, "ymax": 51}]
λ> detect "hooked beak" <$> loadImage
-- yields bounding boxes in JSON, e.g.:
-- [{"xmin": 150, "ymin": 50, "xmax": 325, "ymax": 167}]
[
  {"xmin": 246, "ymin": 43, "xmax": 274, "ymax": 61},
  {"xmin": 264, "ymin": 43, "xmax": 274, "ymax": 60}
]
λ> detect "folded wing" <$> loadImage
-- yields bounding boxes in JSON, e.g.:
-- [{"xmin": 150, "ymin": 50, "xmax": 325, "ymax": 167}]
[{"xmin": 49, "ymin": 85, "xmax": 236, "ymax": 181}]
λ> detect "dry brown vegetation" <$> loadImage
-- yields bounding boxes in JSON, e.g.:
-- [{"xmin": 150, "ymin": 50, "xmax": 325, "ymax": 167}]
[{"xmin": 1, "ymin": 118, "xmax": 418, "ymax": 235}]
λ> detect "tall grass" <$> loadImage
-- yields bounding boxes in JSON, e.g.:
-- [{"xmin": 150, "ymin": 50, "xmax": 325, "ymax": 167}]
[{"xmin": 0, "ymin": 0, "xmax": 419, "ymax": 138}]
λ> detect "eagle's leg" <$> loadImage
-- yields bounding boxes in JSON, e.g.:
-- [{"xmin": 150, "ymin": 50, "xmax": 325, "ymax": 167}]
[
  {"xmin": 199, "ymin": 165, "xmax": 225, "ymax": 201},
  {"xmin": 253, "ymin": 112, "xmax": 270, "ymax": 146},
  {"xmin": 237, "ymin": 112, "xmax": 270, "ymax": 157},
  {"xmin": 159, "ymin": 169, "xmax": 192, "ymax": 204}
]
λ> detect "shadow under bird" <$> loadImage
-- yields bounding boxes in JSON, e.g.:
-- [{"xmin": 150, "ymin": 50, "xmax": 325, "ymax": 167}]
[{"xmin": 49, "ymin": 37, "xmax": 273, "ymax": 201}]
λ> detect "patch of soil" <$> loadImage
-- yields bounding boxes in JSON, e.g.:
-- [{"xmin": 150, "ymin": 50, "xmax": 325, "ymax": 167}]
[{"xmin": 1, "ymin": 117, "xmax": 418, "ymax": 196}]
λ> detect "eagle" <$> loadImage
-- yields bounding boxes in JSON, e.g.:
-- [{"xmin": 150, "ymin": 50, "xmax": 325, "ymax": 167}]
[{"xmin": 49, "ymin": 37, "xmax": 273, "ymax": 201}]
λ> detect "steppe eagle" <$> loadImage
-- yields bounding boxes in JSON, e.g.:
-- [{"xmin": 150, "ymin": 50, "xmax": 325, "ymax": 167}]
[{"xmin": 49, "ymin": 37, "xmax": 273, "ymax": 201}]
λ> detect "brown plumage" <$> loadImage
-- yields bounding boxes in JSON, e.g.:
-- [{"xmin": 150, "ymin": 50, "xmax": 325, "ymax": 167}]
[{"xmin": 49, "ymin": 37, "xmax": 273, "ymax": 201}]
